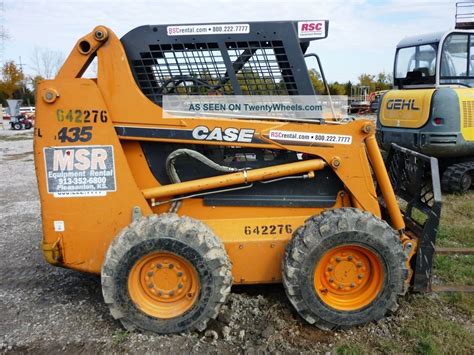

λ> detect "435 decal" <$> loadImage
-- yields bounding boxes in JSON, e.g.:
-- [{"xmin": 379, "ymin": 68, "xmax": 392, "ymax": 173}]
[
  {"xmin": 56, "ymin": 109, "xmax": 108, "ymax": 124},
  {"xmin": 57, "ymin": 126, "xmax": 93, "ymax": 143}
]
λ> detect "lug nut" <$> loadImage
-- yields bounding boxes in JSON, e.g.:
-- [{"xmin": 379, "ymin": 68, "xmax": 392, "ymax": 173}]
[
  {"xmin": 338, "ymin": 284, "xmax": 343, "ymax": 289},
  {"xmin": 335, "ymin": 257, "xmax": 341, "ymax": 262},
  {"xmin": 350, "ymin": 282, "xmax": 355, "ymax": 288},
  {"xmin": 177, "ymin": 271, "xmax": 183, "ymax": 277},
  {"xmin": 178, "ymin": 283, "xmax": 183, "ymax": 289},
  {"xmin": 148, "ymin": 284, "xmax": 154, "ymax": 289},
  {"xmin": 156, "ymin": 263, "xmax": 162, "ymax": 269},
  {"xmin": 147, "ymin": 271, "xmax": 154, "ymax": 277},
  {"xmin": 327, "ymin": 266, "xmax": 333, "ymax": 271},
  {"xmin": 358, "ymin": 274, "xmax": 363, "ymax": 279},
  {"xmin": 169, "ymin": 290, "xmax": 174, "ymax": 296},
  {"xmin": 347, "ymin": 255, "xmax": 353, "ymax": 261},
  {"xmin": 329, "ymin": 277, "xmax": 334, "ymax": 283},
  {"xmin": 168, "ymin": 264, "xmax": 174, "ymax": 269},
  {"xmin": 158, "ymin": 291, "xmax": 163, "ymax": 296},
  {"xmin": 356, "ymin": 262, "xmax": 362, "ymax": 268}
]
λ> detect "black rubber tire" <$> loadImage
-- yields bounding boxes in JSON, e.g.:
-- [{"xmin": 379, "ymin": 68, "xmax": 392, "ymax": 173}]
[
  {"xmin": 101, "ymin": 213, "xmax": 232, "ymax": 334},
  {"xmin": 13, "ymin": 123, "xmax": 21, "ymax": 130},
  {"xmin": 282, "ymin": 208, "xmax": 407, "ymax": 330},
  {"xmin": 442, "ymin": 163, "xmax": 473, "ymax": 194},
  {"xmin": 24, "ymin": 122, "xmax": 32, "ymax": 130}
]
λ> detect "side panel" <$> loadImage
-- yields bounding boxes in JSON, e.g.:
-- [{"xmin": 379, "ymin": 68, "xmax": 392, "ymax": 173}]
[
  {"xmin": 379, "ymin": 89, "xmax": 435, "ymax": 128},
  {"xmin": 455, "ymin": 88, "xmax": 474, "ymax": 142},
  {"xmin": 34, "ymin": 79, "xmax": 152, "ymax": 273}
]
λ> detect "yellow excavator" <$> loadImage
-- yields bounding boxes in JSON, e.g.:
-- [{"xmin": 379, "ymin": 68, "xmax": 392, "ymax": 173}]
[{"xmin": 377, "ymin": 2, "xmax": 474, "ymax": 193}]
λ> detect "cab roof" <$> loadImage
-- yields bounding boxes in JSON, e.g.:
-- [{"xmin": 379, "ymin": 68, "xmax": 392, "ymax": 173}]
[{"xmin": 396, "ymin": 31, "xmax": 445, "ymax": 48}]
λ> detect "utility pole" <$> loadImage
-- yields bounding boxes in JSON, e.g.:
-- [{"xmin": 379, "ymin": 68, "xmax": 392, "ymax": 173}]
[
  {"xmin": 18, "ymin": 56, "xmax": 30, "ymax": 107},
  {"xmin": 0, "ymin": 0, "xmax": 5, "ymax": 67}
]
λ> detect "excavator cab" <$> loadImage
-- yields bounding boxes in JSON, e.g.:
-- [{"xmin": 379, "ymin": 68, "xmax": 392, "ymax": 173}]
[{"xmin": 377, "ymin": 2, "xmax": 474, "ymax": 193}]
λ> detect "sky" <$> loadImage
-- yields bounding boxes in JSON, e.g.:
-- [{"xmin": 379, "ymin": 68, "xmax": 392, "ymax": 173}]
[{"xmin": 0, "ymin": 0, "xmax": 462, "ymax": 83}]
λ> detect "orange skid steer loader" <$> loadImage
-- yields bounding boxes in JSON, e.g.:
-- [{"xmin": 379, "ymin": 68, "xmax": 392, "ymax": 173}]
[{"xmin": 34, "ymin": 21, "xmax": 441, "ymax": 333}]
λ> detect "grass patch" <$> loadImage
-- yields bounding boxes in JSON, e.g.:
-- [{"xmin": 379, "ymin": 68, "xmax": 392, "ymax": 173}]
[
  {"xmin": 112, "ymin": 330, "xmax": 129, "ymax": 345},
  {"xmin": 401, "ymin": 312, "xmax": 473, "ymax": 354},
  {"xmin": 437, "ymin": 224, "xmax": 474, "ymax": 247},
  {"xmin": 335, "ymin": 343, "xmax": 369, "ymax": 355},
  {"xmin": 437, "ymin": 191, "xmax": 474, "ymax": 247},
  {"xmin": 434, "ymin": 255, "xmax": 474, "ymax": 285},
  {"xmin": 433, "ymin": 191, "xmax": 474, "ymax": 314},
  {"xmin": 372, "ymin": 338, "xmax": 403, "ymax": 354},
  {"xmin": 441, "ymin": 293, "xmax": 474, "ymax": 316}
]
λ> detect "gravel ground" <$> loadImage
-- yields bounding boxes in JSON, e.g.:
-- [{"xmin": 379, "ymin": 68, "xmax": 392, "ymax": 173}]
[{"xmin": 0, "ymin": 128, "xmax": 472, "ymax": 354}]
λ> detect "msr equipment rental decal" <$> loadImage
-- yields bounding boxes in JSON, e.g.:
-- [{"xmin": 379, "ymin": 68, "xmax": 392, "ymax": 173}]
[
  {"xmin": 269, "ymin": 130, "xmax": 352, "ymax": 145},
  {"xmin": 44, "ymin": 145, "xmax": 116, "ymax": 198}
]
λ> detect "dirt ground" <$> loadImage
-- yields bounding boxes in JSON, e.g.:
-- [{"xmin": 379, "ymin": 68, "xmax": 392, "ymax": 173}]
[{"xmin": 0, "ymin": 128, "xmax": 472, "ymax": 354}]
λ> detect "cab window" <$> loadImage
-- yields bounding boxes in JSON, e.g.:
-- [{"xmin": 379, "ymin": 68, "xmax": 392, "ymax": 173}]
[
  {"xmin": 395, "ymin": 44, "xmax": 437, "ymax": 87},
  {"xmin": 440, "ymin": 33, "xmax": 474, "ymax": 87}
]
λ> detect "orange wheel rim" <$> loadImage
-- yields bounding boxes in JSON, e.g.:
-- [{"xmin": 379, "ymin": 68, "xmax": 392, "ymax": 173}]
[
  {"xmin": 314, "ymin": 245, "xmax": 384, "ymax": 311},
  {"xmin": 128, "ymin": 251, "xmax": 199, "ymax": 319}
]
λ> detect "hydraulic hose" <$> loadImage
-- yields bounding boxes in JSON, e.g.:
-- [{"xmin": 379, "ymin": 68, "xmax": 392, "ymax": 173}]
[{"xmin": 165, "ymin": 149, "xmax": 240, "ymax": 212}]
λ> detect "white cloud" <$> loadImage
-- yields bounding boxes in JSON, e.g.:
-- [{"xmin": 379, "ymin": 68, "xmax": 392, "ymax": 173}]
[{"xmin": 1, "ymin": 0, "xmax": 459, "ymax": 82}]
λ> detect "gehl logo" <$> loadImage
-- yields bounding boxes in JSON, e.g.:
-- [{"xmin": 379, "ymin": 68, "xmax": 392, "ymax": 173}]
[{"xmin": 386, "ymin": 99, "xmax": 420, "ymax": 111}]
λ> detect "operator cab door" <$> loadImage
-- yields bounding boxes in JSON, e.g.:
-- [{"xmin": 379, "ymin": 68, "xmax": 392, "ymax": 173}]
[{"xmin": 439, "ymin": 32, "xmax": 474, "ymax": 87}]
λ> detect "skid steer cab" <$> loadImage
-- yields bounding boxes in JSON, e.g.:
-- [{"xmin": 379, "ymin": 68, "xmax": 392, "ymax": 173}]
[{"xmin": 34, "ymin": 21, "xmax": 441, "ymax": 334}]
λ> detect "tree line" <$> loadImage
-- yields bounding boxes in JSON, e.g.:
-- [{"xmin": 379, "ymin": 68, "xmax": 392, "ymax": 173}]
[
  {"xmin": 309, "ymin": 69, "xmax": 392, "ymax": 95},
  {"xmin": 0, "ymin": 48, "xmax": 63, "ymax": 108},
  {"xmin": 0, "ymin": 55, "xmax": 392, "ymax": 108}
]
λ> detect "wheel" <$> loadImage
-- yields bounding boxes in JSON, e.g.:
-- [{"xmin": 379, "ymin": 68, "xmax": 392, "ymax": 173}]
[
  {"xmin": 13, "ymin": 122, "xmax": 21, "ymax": 130},
  {"xmin": 24, "ymin": 122, "xmax": 32, "ymax": 129},
  {"xmin": 442, "ymin": 163, "xmax": 473, "ymax": 194},
  {"xmin": 102, "ymin": 213, "xmax": 232, "ymax": 333},
  {"xmin": 283, "ymin": 208, "xmax": 406, "ymax": 330}
]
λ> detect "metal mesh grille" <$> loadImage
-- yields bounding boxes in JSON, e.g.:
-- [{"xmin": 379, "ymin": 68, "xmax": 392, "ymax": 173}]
[
  {"xmin": 386, "ymin": 152, "xmax": 436, "ymax": 210},
  {"xmin": 462, "ymin": 100, "xmax": 474, "ymax": 128},
  {"xmin": 226, "ymin": 41, "xmax": 295, "ymax": 95},
  {"xmin": 131, "ymin": 40, "xmax": 297, "ymax": 103}
]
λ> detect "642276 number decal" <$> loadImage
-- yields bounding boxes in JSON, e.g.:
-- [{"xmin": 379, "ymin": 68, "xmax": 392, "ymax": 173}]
[
  {"xmin": 244, "ymin": 224, "xmax": 293, "ymax": 236},
  {"xmin": 56, "ymin": 109, "xmax": 107, "ymax": 124}
]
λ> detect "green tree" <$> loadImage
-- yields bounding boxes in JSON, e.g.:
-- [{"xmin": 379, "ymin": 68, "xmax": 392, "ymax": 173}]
[
  {"xmin": 357, "ymin": 72, "xmax": 392, "ymax": 92},
  {"xmin": 308, "ymin": 69, "xmax": 326, "ymax": 94},
  {"xmin": 30, "ymin": 75, "xmax": 44, "ymax": 94},
  {"xmin": 358, "ymin": 73, "xmax": 376, "ymax": 88},
  {"xmin": 328, "ymin": 81, "xmax": 346, "ymax": 95},
  {"xmin": 0, "ymin": 61, "xmax": 25, "ymax": 99}
]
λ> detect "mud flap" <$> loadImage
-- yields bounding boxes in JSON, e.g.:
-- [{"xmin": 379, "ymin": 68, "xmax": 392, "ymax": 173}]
[{"xmin": 383, "ymin": 143, "xmax": 442, "ymax": 292}]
